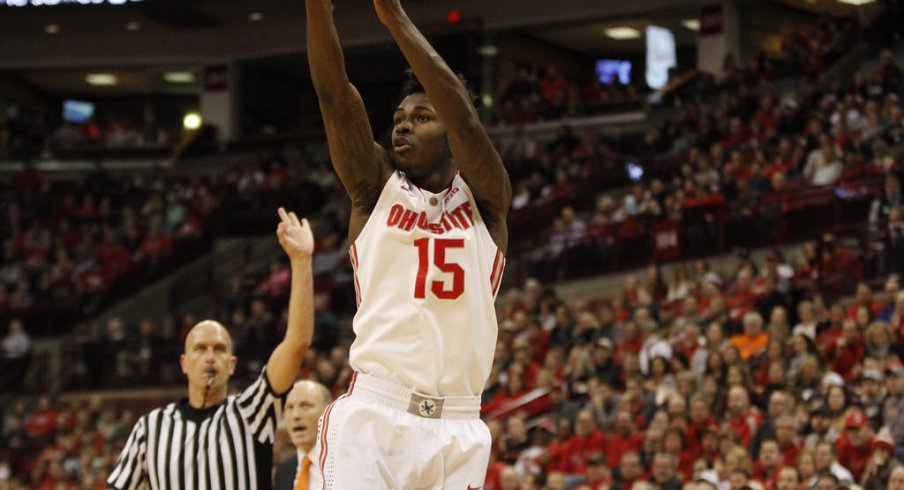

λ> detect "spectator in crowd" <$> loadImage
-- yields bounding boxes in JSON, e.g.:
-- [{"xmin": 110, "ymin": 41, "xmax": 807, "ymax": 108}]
[{"xmin": 1, "ymin": 318, "xmax": 30, "ymax": 390}]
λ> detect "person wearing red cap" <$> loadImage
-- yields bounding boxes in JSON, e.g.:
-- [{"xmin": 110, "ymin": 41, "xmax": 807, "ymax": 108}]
[{"xmin": 835, "ymin": 411, "xmax": 875, "ymax": 482}]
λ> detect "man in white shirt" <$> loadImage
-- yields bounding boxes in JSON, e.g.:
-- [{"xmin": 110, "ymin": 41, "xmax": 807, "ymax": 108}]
[{"xmin": 276, "ymin": 381, "xmax": 331, "ymax": 490}]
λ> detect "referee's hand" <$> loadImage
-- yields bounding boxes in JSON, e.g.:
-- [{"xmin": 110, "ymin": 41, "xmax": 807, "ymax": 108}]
[{"xmin": 277, "ymin": 207, "xmax": 314, "ymax": 261}]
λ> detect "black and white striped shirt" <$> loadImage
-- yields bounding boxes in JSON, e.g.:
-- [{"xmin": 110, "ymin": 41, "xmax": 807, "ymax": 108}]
[{"xmin": 108, "ymin": 368, "xmax": 285, "ymax": 490}]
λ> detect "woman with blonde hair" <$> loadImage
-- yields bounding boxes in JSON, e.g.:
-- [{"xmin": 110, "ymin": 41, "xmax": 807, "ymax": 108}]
[
  {"xmin": 717, "ymin": 446, "xmax": 752, "ymax": 490},
  {"xmin": 864, "ymin": 320, "xmax": 899, "ymax": 364}
]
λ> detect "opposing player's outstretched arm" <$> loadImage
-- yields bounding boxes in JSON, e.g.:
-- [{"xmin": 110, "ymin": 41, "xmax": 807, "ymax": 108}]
[
  {"xmin": 375, "ymin": 0, "xmax": 511, "ymax": 250},
  {"xmin": 266, "ymin": 207, "xmax": 314, "ymax": 394},
  {"xmin": 306, "ymin": 0, "xmax": 391, "ymax": 221}
]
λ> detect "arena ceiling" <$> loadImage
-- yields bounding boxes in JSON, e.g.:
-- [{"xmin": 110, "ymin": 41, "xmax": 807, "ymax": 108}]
[{"xmin": 0, "ymin": 0, "xmax": 880, "ymax": 96}]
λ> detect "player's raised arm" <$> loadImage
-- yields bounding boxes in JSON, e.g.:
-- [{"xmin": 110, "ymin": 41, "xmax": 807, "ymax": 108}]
[
  {"xmin": 374, "ymin": 0, "xmax": 511, "ymax": 249},
  {"xmin": 265, "ymin": 207, "xmax": 315, "ymax": 394},
  {"xmin": 306, "ymin": 0, "xmax": 391, "ymax": 223}
]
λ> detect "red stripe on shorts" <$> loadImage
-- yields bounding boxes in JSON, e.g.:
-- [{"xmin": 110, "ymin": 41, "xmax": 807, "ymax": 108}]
[{"xmin": 319, "ymin": 400, "xmax": 337, "ymax": 488}]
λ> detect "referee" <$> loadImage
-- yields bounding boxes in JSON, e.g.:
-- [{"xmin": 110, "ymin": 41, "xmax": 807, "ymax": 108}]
[{"xmin": 108, "ymin": 208, "xmax": 315, "ymax": 490}]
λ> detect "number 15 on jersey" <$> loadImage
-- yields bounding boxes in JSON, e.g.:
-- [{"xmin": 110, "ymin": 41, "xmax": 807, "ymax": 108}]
[{"xmin": 413, "ymin": 238, "xmax": 464, "ymax": 300}]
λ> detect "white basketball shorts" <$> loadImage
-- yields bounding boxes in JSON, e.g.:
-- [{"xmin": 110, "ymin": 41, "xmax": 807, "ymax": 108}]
[{"xmin": 317, "ymin": 372, "xmax": 491, "ymax": 489}]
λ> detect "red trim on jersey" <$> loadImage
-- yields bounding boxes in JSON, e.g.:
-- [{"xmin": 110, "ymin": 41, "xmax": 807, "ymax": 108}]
[
  {"xmin": 349, "ymin": 245, "xmax": 362, "ymax": 307},
  {"xmin": 348, "ymin": 372, "xmax": 358, "ymax": 396},
  {"xmin": 493, "ymin": 255, "xmax": 506, "ymax": 297},
  {"xmin": 490, "ymin": 250, "xmax": 505, "ymax": 297}
]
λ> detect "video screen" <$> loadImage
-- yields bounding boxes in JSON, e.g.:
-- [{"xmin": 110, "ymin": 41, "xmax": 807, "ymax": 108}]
[
  {"xmin": 595, "ymin": 59, "xmax": 632, "ymax": 85},
  {"xmin": 62, "ymin": 99, "xmax": 95, "ymax": 124}
]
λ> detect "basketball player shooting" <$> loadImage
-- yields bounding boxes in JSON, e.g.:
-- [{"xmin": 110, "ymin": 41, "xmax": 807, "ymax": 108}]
[{"xmin": 306, "ymin": 0, "xmax": 511, "ymax": 487}]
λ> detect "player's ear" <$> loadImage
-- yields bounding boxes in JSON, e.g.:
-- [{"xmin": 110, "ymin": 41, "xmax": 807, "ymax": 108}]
[
  {"xmin": 229, "ymin": 356, "xmax": 237, "ymax": 375},
  {"xmin": 180, "ymin": 354, "xmax": 187, "ymax": 375}
]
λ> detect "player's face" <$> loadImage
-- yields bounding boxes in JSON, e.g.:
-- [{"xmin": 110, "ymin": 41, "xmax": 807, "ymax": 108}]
[
  {"xmin": 180, "ymin": 321, "xmax": 236, "ymax": 392},
  {"xmin": 391, "ymin": 93, "xmax": 452, "ymax": 179},
  {"xmin": 285, "ymin": 383, "xmax": 328, "ymax": 452}
]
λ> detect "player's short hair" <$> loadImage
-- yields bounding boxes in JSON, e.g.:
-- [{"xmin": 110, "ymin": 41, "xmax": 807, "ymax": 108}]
[{"xmin": 399, "ymin": 69, "xmax": 479, "ymax": 107}]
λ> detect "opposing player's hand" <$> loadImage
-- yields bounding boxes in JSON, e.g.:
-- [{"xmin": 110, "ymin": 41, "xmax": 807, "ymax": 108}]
[
  {"xmin": 374, "ymin": 0, "xmax": 406, "ymax": 26},
  {"xmin": 277, "ymin": 207, "xmax": 314, "ymax": 261}
]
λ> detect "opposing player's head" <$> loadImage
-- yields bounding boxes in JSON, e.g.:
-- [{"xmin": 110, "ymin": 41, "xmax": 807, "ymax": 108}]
[
  {"xmin": 181, "ymin": 320, "xmax": 237, "ymax": 393},
  {"xmin": 284, "ymin": 380, "xmax": 332, "ymax": 452},
  {"xmin": 391, "ymin": 71, "xmax": 475, "ymax": 184}
]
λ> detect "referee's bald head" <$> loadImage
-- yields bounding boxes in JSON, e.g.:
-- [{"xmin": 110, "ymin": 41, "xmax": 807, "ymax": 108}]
[{"xmin": 184, "ymin": 320, "xmax": 234, "ymax": 354}]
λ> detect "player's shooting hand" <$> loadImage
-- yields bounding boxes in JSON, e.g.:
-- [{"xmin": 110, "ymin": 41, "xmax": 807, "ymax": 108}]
[
  {"xmin": 373, "ymin": 0, "xmax": 407, "ymax": 26},
  {"xmin": 277, "ymin": 207, "xmax": 314, "ymax": 261}
]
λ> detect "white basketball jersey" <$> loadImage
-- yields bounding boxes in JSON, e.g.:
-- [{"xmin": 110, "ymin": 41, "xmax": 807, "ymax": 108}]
[{"xmin": 348, "ymin": 170, "xmax": 504, "ymax": 397}]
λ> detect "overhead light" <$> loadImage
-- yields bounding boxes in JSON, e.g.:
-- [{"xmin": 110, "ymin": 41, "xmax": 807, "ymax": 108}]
[
  {"xmin": 605, "ymin": 27, "xmax": 641, "ymax": 40},
  {"xmin": 248, "ymin": 11, "xmax": 265, "ymax": 21},
  {"xmin": 125, "ymin": 21, "xmax": 141, "ymax": 31},
  {"xmin": 164, "ymin": 71, "xmax": 196, "ymax": 83},
  {"xmin": 44, "ymin": 24, "xmax": 60, "ymax": 34},
  {"xmin": 86, "ymin": 73, "xmax": 118, "ymax": 86},
  {"xmin": 682, "ymin": 19, "xmax": 700, "ymax": 31},
  {"xmin": 837, "ymin": 0, "xmax": 874, "ymax": 4},
  {"xmin": 477, "ymin": 45, "xmax": 498, "ymax": 57},
  {"xmin": 183, "ymin": 112, "xmax": 202, "ymax": 130}
]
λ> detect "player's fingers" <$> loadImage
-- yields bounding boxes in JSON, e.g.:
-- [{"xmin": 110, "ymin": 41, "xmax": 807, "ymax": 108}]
[
  {"xmin": 277, "ymin": 207, "xmax": 289, "ymax": 223},
  {"xmin": 301, "ymin": 218, "xmax": 310, "ymax": 230},
  {"xmin": 289, "ymin": 211, "xmax": 301, "ymax": 227}
]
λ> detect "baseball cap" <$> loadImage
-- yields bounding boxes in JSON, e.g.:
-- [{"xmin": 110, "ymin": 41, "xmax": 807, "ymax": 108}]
[
  {"xmin": 886, "ymin": 365, "xmax": 904, "ymax": 377},
  {"xmin": 596, "ymin": 337, "xmax": 614, "ymax": 350},
  {"xmin": 863, "ymin": 370, "xmax": 884, "ymax": 383},
  {"xmin": 845, "ymin": 411, "xmax": 867, "ymax": 429},
  {"xmin": 743, "ymin": 482, "xmax": 765, "ymax": 490},
  {"xmin": 500, "ymin": 320, "xmax": 518, "ymax": 332},
  {"xmin": 822, "ymin": 372, "xmax": 845, "ymax": 387},
  {"xmin": 873, "ymin": 433, "xmax": 895, "ymax": 453}
]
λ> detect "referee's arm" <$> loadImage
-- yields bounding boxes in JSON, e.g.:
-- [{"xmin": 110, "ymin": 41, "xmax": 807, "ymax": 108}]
[
  {"xmin": 266, "ymin": 208, "xmax": 315, "ymax": 395},
  {"xmin": 107, "ymin": 416, "xmax": 147, "ymax": 490}
]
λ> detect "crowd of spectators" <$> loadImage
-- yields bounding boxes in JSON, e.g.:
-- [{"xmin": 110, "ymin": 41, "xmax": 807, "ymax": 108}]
[
  {"xmin": 493, "ymin": 14, "xmax": 860, "ymax": 129},
  {"xmin": 516, "ymin": 46, "xmax": 904, "ymax": 284},
  {"xmin": 5, "ymin": 245, "xmax": 904, "ymax": 489},
  {"xmin": 0, "ymin": 162, "xmax": 213, "ymax": 322},
  {"xmin": 0, "ymin": 393, "xmax": 141, "ymax": 489},
  {"xmin": 0, "ymin": 148, "xmax": 334, "ymax": 333},
  {"xmin": 474, "ymin": 247, "xmax": 904, "ymax": 490},
  {"xmin": 0, "ymin": 99, "xmax": 178, "ymax": 162},
  {"xmin": 3, "ymin": 7, "xmax": 904, "ymax": 490}
]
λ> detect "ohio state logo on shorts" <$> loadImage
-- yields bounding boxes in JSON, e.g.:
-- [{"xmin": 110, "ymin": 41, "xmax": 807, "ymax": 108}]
[{"xmin": 408, "ymin": 393, "xmax": 444, "ymax": 419}]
